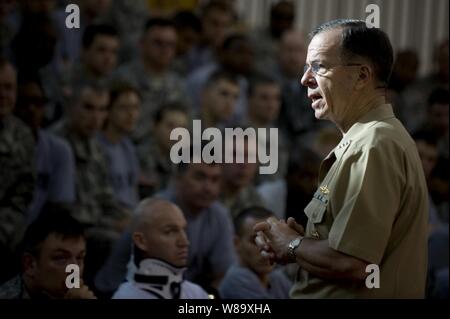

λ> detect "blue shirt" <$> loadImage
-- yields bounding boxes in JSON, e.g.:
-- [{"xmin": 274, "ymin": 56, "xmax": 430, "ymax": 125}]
[
  {"xmin": 97, "ymin": 133, "xmax": 140, "ymax": 209},
  {"xmin": 28, "ymin": 130, "xmax": 76, "ymax": 223},
  {"xmin": 219, "ymin": 264, "xmax": 292, "ymax": 299}
]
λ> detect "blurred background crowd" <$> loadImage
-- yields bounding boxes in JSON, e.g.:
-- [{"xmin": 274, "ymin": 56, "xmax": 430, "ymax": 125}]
[{"xmin": 0, "ymin": 0, "xmax": 448, "ymax": 299}]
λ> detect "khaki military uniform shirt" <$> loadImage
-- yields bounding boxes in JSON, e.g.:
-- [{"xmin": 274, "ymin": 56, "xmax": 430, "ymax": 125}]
[{"xmin": 291, "ymin": 104, "xmax": 428, "ymax": 298}]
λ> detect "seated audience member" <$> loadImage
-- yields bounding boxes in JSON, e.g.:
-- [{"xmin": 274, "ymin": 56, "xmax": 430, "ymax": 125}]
[
  {"xmin": 172, "ymin": 10, "xmax": 202, "ymax": 76},
  {"xmin": 51, "ymin": 84, "xmax": 130, "ymax": 286},
  {"xmin": 244, "ymin": 74, "xmax": 288, "ymax": 183},
  {"xmin": 386, "ymin": 49, "xmax": 420, "ymax": 123},
  {"xmin": 421, "ymin": 88, "xmax": 449, "ymax": 159},
  {"xmin": 15, "ymin": 75, "xmax": 76, "ymax": 223},
  {"xmin": 0, "ymin": 203, "xmax": 96, "ymax": 299},
  {"xmin": 401, "ymin": 39, "xmax": 448, "ymax": 132},
  {"xmin": 95, "ymin": 145, "xmax": 236, "ymax": 296},
  {"xmin": 11, "ymin": 12, "xmax": 66, "ymax": 125},
  {"xmin": 65, "ymin": 24, "xmax": 120, "ymax": 92},
  {"xmin": 113, "ymin": 198, "xmax": 209, "ymax": 299},
  {"xmin": 113, "ymin": 17, "xmax": 188, "ymax": 145},
  {"xmin": 199, "ymin": 70, "xmax": 240, "ymax": 128},
  {"xmin": 186, "ymin": 33, "xmax": 255, "ymax": 123},
  {"xmin": 257, "ymin": 147, "xmax": 320, "ymax": 227},
  {"xmin": 51, "ymin": 84, "xmax": 129, "ymax": 231},
  {"xmin": 273, "ymin": 29, "xmax": 315, "ymax": 141},
  {"xmin": 427, "ymin": 226, "xmax": 449, "ymax": 299},
  {"xmin": 250, "ymin": 1, "xmax": 295, "ymax": 73},
  {"xmin": 97, "ymin": 83, "xmax": 141, "ymax": 210},
  {"xmin": 220, "ymin": 132, "xmax": 265, "ymax": 218},
  {"xmin": 187, "ymin": 1, "xmax": 235, "ymax": 72},
  {"xmin": 159, "ymin": 152, "xmax": 237, "ymax": 294},
  {"xmin": 413, "ymin": 130, "xmax": 443, "ymax": 230},
  {"xmin": 412, "ymin": 130, "xmax": 448, "ymax": 299},
  {"xmin": 219, "ymin": 206, "xmax": 292, "ymax": 299},
  {"xmin": 54, "ymin": 0, "xmax": 113, "ymax": 69},
  {"xmin": 0, "ymin": 59, "xmax": 35, "ymax": 284},
  {"xmin": 100, "ymin": 0, "xmax": 149, "ymax": 63},
  {"xmin": 137, "ymin": 102, "xmax": 190, "ymax": 197}
]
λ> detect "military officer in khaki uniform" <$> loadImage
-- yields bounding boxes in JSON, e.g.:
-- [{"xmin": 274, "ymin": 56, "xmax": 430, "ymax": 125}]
[{"xmin": 254, "ymin": 19, "xmax": 428, "ymax": 298}]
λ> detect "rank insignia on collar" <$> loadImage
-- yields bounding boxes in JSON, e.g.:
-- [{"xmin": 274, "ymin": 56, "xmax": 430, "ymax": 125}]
[{"xmin": 319, "ymin": 186, "xmax": 330, "ymax": 194}]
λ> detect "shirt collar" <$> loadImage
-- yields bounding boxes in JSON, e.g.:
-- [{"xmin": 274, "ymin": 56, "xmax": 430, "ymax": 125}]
[{"xmin": 333, "ymin": 104, "xmax": 395, "ymax": 159}]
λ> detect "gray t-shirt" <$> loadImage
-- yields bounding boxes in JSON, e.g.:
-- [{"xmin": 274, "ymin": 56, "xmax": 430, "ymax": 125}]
[
  {"xmin": 97, "ymin": 134, "xmax": 139, "ymax": 209},
  {"xmin": 219, "ymin": 264, "xmax": 292, "ymax": 299},
  {"xmin": 28, "ymin": 130, "xmax": 76, "ymax": 223}
]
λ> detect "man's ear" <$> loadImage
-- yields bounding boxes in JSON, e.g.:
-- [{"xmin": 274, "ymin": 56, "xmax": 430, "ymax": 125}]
[
  {"xmin": 22, "ymin": 253, "xmax": 36, "ymax": 277},
  {"xmin": 132, "ymin": 232, "xmax": 147, "ymax": 252},
  {"xmin": 355, "ymin": 65, "xmax": 372, "ymax": 89}
]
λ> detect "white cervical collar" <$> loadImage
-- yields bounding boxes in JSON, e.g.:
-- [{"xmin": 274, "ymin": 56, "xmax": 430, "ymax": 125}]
[{"xmin": 133, "ymin": 258, "xmax": 186, "ymax": 299}]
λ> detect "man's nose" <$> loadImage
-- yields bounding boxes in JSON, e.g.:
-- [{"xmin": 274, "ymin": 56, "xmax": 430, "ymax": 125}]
[
  {"xmin": 178, "ymin": 232, "xmax": 189, "ymax": 247},
  {"xmin": 300, "ymin": 69, "xmax": 314, "ymax": 87}
]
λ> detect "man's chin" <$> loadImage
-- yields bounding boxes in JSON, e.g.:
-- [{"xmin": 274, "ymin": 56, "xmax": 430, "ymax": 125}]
[{"xmin": 314, "ymin": 108, "xmax": 329, "ymax": 120}]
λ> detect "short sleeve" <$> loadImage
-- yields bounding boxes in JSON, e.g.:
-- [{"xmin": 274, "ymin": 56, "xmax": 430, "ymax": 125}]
[{"xmin": 328, "ymin": 142, "xmax": 404, "ymax": 264}]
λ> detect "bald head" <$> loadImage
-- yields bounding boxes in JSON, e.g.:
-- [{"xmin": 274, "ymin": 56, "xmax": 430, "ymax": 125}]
[
  {"xmin": 279, "ymin": 29, "xmax": 307, "ymax": 78},
  {"xmin": 0, "ymin": 59, "xmax": 17, "ymax": 119},
  {"xmin": 132, "ymin": 198, "xmax": 189, "ymax": 267},
  {"xmin": 133, "ymin": 198, "xmax": 184, "ymax": 232}
]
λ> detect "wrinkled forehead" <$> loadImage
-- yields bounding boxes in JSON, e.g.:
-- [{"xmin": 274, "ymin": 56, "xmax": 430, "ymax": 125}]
[{"xmin": 307, "ymin": 28, "xmax": 343, "ymax": 62}]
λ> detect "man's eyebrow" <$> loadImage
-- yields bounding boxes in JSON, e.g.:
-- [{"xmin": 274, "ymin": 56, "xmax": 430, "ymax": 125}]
[
  {"xmin": 164, "ymin": 223, "xmax": 188, "ymax": 231},
  {"xmin": 51, "ymin": 248, "xmax": 72, "ymax": 254}
]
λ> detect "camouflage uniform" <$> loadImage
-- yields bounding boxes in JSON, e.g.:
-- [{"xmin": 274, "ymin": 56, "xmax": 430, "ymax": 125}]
[
  {"xmin": 0, "ymin": 275, "xmax": 30, "ymax": 299},
  {"xmin": 63, "ymin": 63, "xmax": 112, "ymax": 93},
  {"xmin": 112, "ymin": 60, "xmax": 188, "ymax": 145},
  {"xmin": 51, "ymin": 120, "xmax": 127, "ymax": 228},
  {"xmin": 0, "ymin": 116, "xmax": 35, "ymax": 252},
  {"xmin": 136, "ymin": 136, "xmax": 176, "ymax": 197}
]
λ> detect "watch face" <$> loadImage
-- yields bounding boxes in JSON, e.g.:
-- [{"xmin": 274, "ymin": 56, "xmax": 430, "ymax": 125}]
[{"xmin": 291, "ymin": 237, "xmax": 300, "ymax": 247}]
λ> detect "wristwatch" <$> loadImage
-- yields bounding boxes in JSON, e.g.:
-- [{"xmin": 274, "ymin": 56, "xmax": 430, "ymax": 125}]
[{"xmin": 287, "ymin": 236, "xmax": 304, "ymax": 262}]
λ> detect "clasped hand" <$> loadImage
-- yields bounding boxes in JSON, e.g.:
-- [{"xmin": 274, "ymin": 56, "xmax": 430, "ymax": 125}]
[{"xmin": 253, "ymin": 217, "xmax": 305, "ymax": 265}]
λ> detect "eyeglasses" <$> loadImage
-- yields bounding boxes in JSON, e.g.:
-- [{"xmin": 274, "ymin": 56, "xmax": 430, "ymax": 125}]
[{"xmin": 303, "ymin": 62, "xmax": 363, "ymax": 76}]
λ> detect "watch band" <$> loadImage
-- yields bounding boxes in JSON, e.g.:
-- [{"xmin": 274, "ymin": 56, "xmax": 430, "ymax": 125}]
[{"xmin": 288, "ymin": 236, "xmax": 304, "ymax": 262}]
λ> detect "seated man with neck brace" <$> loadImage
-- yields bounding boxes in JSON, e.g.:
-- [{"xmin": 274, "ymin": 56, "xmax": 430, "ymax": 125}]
[{"xmin": 112, "ymin": 198, "xmax": 209, "ymax": 299}]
